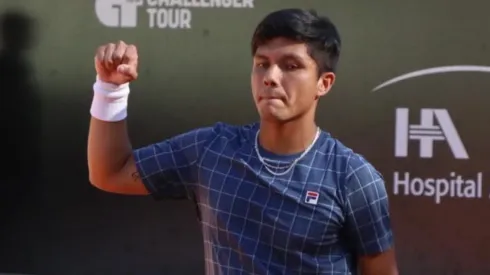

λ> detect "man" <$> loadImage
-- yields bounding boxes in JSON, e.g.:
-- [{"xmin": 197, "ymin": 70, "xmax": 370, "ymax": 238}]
[{"xmin": 88, "ymin": 8, "xmax": 398, "ymax": 275}]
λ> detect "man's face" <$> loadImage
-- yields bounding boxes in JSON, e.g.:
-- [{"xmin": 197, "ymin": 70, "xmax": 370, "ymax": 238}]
[{"xmin": 251, "ymin": 37, "xmax": 335, "ymax": 122}]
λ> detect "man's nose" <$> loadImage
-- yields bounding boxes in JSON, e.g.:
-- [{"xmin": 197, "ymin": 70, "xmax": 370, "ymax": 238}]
[{"xmin": 263, "ymin": 66, "xmax": 280, "ymax": 87}]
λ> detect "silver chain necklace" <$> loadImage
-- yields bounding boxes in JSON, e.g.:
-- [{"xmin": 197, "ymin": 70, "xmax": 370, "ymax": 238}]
[{"xmin": 254, "ymin": 127, "xmax": 321, "ymax": 176}]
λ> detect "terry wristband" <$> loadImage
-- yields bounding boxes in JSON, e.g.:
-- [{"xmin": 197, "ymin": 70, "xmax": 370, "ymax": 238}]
[{"xmin": 90, "ymin": 76, "xmax": 130, "ymax": 122}]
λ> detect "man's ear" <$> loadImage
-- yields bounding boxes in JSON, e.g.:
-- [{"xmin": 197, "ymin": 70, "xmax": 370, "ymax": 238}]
[{"xmin": 317, "ymin": 72, "xmax": 336, "ymax": 97}]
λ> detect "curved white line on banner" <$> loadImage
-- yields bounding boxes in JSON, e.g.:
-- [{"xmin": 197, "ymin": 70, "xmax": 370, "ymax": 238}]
[{"xmin": 371, "ymin": 65, "xmax": 490, "ymax": 92}]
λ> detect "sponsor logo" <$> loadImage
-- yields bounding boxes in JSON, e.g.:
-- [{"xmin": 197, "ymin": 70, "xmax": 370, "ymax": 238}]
[
  {"xmin": 305, "ymin": 191, "xmax": 319, "ymax": 205},
  {"xmin": 395, "ymin": 108, "xmax": 468, "ymax": 159},
  {"xmin": 373, "ymin": 66, "xmax": 486, "ymax": 204},
  {"xmin": 393, "ymin": 172, "xmax": 483, "ymax": 204},
  {"xmin": 94, "ymin": 0, "xmax": 255, "ymax": 29}
]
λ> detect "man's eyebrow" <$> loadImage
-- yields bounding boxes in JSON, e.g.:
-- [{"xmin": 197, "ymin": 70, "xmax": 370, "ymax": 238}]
[
  {"xmin": 253, "ymin": 54, "xmax": 268, "ymax": 60},
  {"xmin": 253, "ymin": 53, "xmax": 304, "ymax": 61},
  {"xmin": 280, "ymin": 53, "xmax": 304, "ymax": 62}
]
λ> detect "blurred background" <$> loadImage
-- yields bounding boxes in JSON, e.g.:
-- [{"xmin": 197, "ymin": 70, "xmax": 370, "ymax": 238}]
[{"xmin": 0, "ymin": 0, "xmax": 489, "ymax": 274}]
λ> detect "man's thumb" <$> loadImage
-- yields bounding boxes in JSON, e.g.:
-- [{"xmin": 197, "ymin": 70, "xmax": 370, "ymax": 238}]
[{"xmin": 117, "ymin": 64, "xmax": 137, "ymax": 79}]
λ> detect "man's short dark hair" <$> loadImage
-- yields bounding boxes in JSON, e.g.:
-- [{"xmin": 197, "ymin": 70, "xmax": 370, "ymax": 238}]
[{"xmin": 251, "ymin": 8, "xmax": 341, "ymax": 74}]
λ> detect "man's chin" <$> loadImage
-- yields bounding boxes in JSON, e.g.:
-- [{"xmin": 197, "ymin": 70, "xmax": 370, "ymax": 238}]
[{"xmin": 258, "ymin": 110, "xmax": 290, "ymax": 123}]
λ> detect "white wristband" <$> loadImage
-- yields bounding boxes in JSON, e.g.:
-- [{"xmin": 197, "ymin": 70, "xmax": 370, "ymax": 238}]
[{"xmin": 90, "ymin": 76, "xmax": 130, "ymax": 122}]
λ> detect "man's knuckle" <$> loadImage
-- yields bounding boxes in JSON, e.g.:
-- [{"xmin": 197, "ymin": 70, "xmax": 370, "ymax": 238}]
[{"xmin": 96, "ymin": 45, "xmax": 105, "ymax": 53}]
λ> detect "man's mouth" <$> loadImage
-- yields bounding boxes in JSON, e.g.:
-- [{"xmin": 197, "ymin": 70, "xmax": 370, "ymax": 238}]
[{"xmin": 259, "ymin": 95, "xmax": 284, "ymax": 101}]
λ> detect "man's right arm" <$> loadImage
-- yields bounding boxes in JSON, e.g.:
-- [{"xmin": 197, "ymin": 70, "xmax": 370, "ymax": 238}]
[
  {"xmin": 87, "ymin": 41, "xmax": 146, "ymax": 195},
  {"xmin": 87, "ymin": 41, "xmax": 215, "ymax": 198}
]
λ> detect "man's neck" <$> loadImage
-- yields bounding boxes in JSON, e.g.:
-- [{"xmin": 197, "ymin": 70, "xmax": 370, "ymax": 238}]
[{"xmin": 258, "ymin": 117, "xmax": 319, "ymax": 155}]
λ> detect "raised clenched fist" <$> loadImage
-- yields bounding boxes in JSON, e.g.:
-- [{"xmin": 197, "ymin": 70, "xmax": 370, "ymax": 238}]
[{"xmin": 95, "ymin": 41, "xmax": 138, "ymax": 86}]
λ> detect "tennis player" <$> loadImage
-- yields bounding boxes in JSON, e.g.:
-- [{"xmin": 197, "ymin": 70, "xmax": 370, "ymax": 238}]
[{"xmin": 88, "ymin": 8, "xmax": 398, "ymax": 275}]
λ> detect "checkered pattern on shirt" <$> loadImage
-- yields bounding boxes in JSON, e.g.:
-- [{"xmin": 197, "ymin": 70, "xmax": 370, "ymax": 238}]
[{"xmin": 134, "ymin": 122, "xmax": 393, "ymax": 275}]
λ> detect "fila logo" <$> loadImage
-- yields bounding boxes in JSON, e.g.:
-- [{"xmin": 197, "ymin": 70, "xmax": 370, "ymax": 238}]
[
  {"xmin": 305, "ymin": 191, "xmax": 319, "ymax": 205},
  {"xmin": 395, "ymin": 108, "xmax": 469, "ymax": 159}
]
